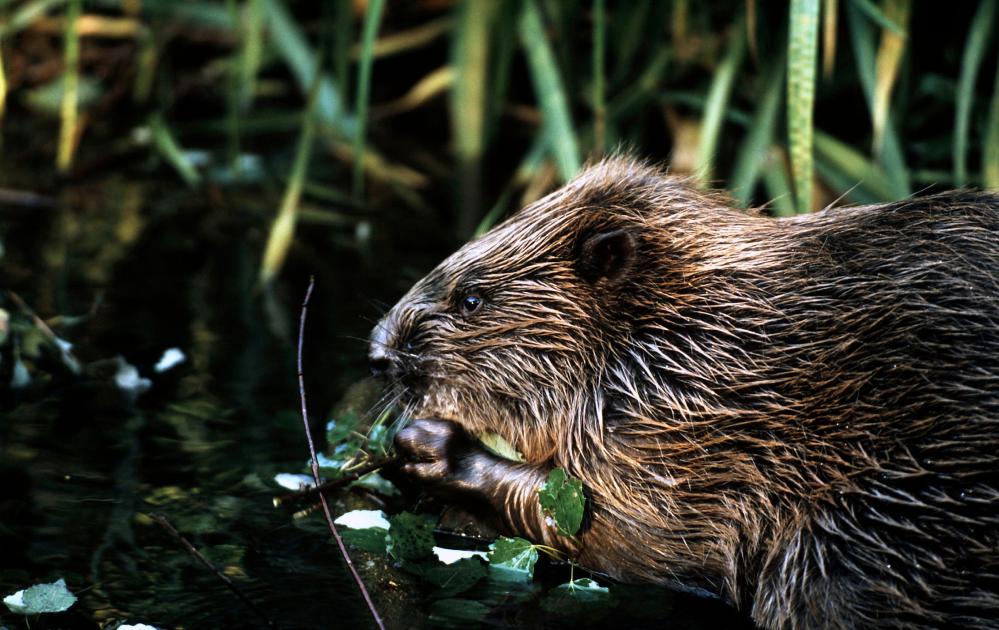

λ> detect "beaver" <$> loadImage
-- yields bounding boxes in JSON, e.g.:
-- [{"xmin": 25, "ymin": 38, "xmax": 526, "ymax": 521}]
[{"xmin": 369, "ymin": 157, "xmax": 999, "ymax": 629}]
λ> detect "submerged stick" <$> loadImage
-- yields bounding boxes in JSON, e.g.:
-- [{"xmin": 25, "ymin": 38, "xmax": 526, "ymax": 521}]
[
  {"xmin": 273, "ymin": 456, "xmax": 400, "ymax": 509},
  {"xmin": 151, "ymin": 513, "xmax": 277, "ymax": 629},
  {"xmin": 297, "ymin": 277, "xmax": 386, "ymax": 630}
]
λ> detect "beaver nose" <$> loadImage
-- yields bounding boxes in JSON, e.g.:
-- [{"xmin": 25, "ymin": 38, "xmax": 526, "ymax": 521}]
[{"xmin": 368, "ymin": 319, "xmax": 399, "ymax": 377}]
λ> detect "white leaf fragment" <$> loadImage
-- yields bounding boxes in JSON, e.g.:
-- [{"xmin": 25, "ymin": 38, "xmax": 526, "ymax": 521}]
[
  {"xmin": 432, "ymin": 547, "xmax": 488, "ymax": 565},
  {"xmin": 114, "ymin": 357, "xmax": 151, "ymax": 400},
  {"xmin": 273, "ymin": 473, "xmax": 316, "ymax": 490},
  {"xmin": 334, "ymin": 509, "xmax": 390, "ymax": 531},
  {"xmin": 154, "ymin": 348, "xmax": 186, "ymax": 373}
]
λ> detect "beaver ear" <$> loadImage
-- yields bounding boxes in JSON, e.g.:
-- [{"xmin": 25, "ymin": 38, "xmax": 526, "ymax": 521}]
[{"xmin": 577, "ymin": 228, "xmax": 637, "ymax": 285}]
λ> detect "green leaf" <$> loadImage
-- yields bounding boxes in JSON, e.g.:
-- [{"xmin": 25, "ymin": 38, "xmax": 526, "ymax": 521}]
[
  {"xmin": 477, "ymin": 431, "xmax": 525, "ymax": 462},
  {"xmin": 541, "ymin": 577, "xmax": 614, "ymax": 615},
  {"xmin": 387, "ymin": 512, "xmax": 436, "ymax": 561},
  {"xmin": 341, "ymin": 527, "xmax": 389, "ymax": 554},
  {"xmin": 418, "ymin": 557, "xmax": 488, "ymax": 598},
  {"xmin": 788, "ymin": 0, "xmax": 820, "ymax": 213},
  {"xmin": 326, "ymin": 412, "xmax": 360, "ymax": 445},
  {"xmin": 537, "ymin": 468, "xmax": 585, "ymax": 537},
  {"xmin": 365, "ymin": 423, "xmax": 392, "ymax": 455},
  {"xmin": 4, "ymin": 579, "xmax": 77, "ymax": 615},
  {"xmin": 488, "ymin": 536, "xmax": 538, "ymax": 582}
]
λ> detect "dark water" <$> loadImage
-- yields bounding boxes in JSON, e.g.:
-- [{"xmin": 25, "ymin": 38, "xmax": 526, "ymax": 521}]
[{"xmin": 0, "ymin": 170, "xmax": 751, "ymax": 629}]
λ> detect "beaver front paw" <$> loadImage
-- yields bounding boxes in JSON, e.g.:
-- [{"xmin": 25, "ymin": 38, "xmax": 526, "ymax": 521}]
[{"xmin": 394, "ymin": 418, "xmax": 498, "ymax": 498}]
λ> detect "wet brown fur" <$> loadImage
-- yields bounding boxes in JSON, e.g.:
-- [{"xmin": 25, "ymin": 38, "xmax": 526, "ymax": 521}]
[{"xmin": 374, "ymin": 158, "xmax": 999, "ymax": 628}]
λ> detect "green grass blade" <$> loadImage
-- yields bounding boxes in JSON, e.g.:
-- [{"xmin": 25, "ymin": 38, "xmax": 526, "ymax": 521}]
[
  {"xmin": 262, "ymin": 0, "xmax": 352, "ymax": 136},
  {"xmin": 351, "ymin": 0, "xmax": 386, "ymax": 201},
  {"xmin": 814, "ymin": 129, "xmax": 893, "ymax": 200},
  {"xmin": 823, "ymin": 0, "xmax": 838, "ymax": 78},
  {"xmin": 985, "ymin": 47, "xmax": 999, "ymax": 190},
  {"xmin": 788, "ymin": 0, "xmax": 820, "ymax": 213},
  {"xmin": 259, "ymin": 62, "xmax": 322, "ymax": 287},
  {"xmin": 240, "ymin": 0, "xmax": 264, "ymax": 109},
  {"xmin": 762, "ymin": 148, "xmax": 796, "ymax": 216},
  {"xmin": 696, "ymin": 16, "xmax": 746, "ymax": 186},
  {"xmin": 486, "ymin": 2, "xmax": 517, "ymax": 144},
  {"xmin": 871, "ymin": 0, "xmax": 910, "ymax": 153},
  {"xmin": 475, "ymin": 131, "xmax": 549, "ymax": 237},
  {"xmin": 954, "ymin": 0, "xmax": 997, "ymax": 187},
  {"xmin": 613, "ymin": 0, "xmax": 652, "ymax": 81},
  {"xmin": 847, "ymin": 0, "xmax": 905, "ymax": 34},
  {"xmin": 0, "ymin": 33, "xmax": 7, "ymax": 127},
  {"xmin": 607, "ymin": 47, "xmax": 669, "ymax": 120},
  {"xmin": 731, "ymin": 54, "xmax": 785, "ymax": 206},
  {"xmin": 844, "ymin": 3, "xmax": 909, "ymax": 197},
  {"xmin": 57, "ymin": 0, "xmax": 80, "ymax": 173},
  {"xmin": 451, "ymin": 0, "xmax": 495, "ymax": 235},
  {"xmin": 1, "ymin": 0, "xmax": 66, "ymax": 37},
  {"xmin": 592, "ymin": 0, "xmax": 606, "ymax": 155},
  {"xmin": 132, "ymin": 30, "xmax": 157, "ymax": 103},
  {"xmin": 333, "ymin": 0, "xmax": 353, "ymax": 104},
  {"xmin": 518, "ymin": 0, "xmax": 580, "ymax": 181},
  {"xmin": 149, "ymin": 114, "xmax": 202, "ymax": 187}
]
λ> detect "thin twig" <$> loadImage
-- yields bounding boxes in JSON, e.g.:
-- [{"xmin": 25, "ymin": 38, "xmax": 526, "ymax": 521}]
[
  {"xmin": 273, "ymin": 456, "xmax": 400, "ymax": 508},
  {"xmin": 150, "ymin": 512, "xmax": 278, "ymax": 629},
  {"xmin": 298, "ymin": 276, "xmax": 386, "ymax": 630}
]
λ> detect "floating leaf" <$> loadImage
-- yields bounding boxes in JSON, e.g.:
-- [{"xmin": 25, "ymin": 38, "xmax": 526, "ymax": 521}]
[
  {"xmin": 541, "ymin": 577, "xmax": 614, "ymax": 615},
  {"xmin": 4, "ymin": 578, "xmax": 77, "ymax": 615},
  {"xmin": 413, "ymin": 557, "xmax": 487, "ymax": 598},
  {"xmin": 387, "ymin": 512, "xmax": 436, "ymax": 561},
  {"xmin": 488, "ymin": 536, "xmax": 538, "ymax": 582},
  {"xmin": 537, "ymin": 468, "xmax": 585, "ymax": 537}
]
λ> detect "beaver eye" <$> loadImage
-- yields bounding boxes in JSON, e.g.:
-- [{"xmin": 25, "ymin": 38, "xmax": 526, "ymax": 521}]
[{"xmin": 461, "ymin": 294, "xmax": 483, "ymax": 314}]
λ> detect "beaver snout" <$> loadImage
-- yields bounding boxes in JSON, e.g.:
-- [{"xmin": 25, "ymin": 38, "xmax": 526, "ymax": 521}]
[{"xmin": 368, "ymin": 317, "xmax": 402, "ymax": 378}]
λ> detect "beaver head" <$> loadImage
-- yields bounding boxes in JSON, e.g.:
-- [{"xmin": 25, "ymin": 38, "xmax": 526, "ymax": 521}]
[{"xmin": 369, "ymin": 158, "xmax": 742, "ymax": 463}]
